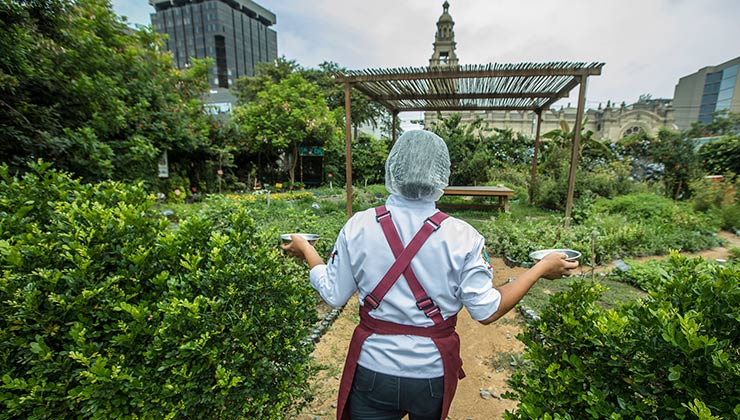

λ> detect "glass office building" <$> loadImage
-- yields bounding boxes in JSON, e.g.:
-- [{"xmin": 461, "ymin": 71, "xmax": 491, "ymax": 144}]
[
  {"xmin": 673, "ymin": 56, "xmax": 740, "ymax": 130},
  {"xmin": 149, "ymin": 0, "xmax": 277, "ymax": 90}
]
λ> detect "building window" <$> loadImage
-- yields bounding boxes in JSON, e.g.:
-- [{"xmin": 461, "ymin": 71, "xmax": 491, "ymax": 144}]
[
  {"xmin": 716, "ymin": 64, "xmax": 738, "ymax": 112},
  {"xmin": 214, "ymin": 35, "xmax": 228, "ymax": 88}
]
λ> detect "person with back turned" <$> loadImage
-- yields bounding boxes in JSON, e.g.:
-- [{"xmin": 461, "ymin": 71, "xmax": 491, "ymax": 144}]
[{"xmin": 283, "ymin": 129, "xmax": 577, "ymax": 420}]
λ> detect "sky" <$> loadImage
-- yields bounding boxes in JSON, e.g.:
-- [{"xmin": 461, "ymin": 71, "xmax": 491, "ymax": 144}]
[{"xmin": 113, "ymin": 0, "xmax": 740, "ymax": 113}]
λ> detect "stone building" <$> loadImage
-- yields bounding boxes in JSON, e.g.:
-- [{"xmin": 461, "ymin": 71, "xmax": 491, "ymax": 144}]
[
  {"xmin": 426, "ymin": 98, "xmax": 675, "ymax": 140},
  {"xmin": 429, "ymin": 1, "xmax": 459, "ymax": 67},
  {"xmin": 423, "ymin": 2, "xmax": 676, "ymax": 140}
]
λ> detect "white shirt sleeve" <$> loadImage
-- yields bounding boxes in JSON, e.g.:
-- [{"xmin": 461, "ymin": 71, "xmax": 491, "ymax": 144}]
[
  {"xmin": 309, "ymin": 227, "xmax": 357, "ymax": 308},
  {"xmin": 458, "ymin": 236, "xmax": 501, "ymax": 321}
]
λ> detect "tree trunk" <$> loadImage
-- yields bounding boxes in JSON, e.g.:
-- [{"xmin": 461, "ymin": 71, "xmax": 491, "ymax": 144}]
[{"xmin": 287, "ymin": 143, "xmax": 298, "ymax": 187}]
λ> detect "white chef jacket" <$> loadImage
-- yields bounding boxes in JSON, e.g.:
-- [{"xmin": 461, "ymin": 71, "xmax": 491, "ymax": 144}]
[{"xmin": 310, "ymin": 194, "xmax": 501, "ymax": 378}]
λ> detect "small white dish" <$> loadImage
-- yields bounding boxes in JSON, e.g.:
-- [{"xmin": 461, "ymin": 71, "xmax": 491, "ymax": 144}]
[
  {"xmin": 529, "ymin": 248, "xmax": 582, "ymax": 261},
  {"xmin": 280, "ymin": 233, "xmax": 320, "ymax": 245}
]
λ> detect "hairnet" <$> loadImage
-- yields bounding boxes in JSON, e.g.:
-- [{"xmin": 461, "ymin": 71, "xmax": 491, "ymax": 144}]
[{"xmin": 385, "ymin": 130, "xmax": 450, "ymax": 202}]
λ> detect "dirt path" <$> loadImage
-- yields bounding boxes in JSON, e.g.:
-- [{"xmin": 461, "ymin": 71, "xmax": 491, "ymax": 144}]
[{"xmin": 291, "ymin": 231, "xmax": 740, "ymax": 420}]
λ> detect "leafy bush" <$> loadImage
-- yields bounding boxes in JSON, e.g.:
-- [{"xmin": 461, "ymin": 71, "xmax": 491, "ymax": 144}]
[
  {"xmin": 479, "ymin": 193, "xmax": 724, "ymax": 265},
  {"xmin": 689, "ymin": 176, "xmax": 738, "ymax": 213},
  {"xmin": 204, "ymin": 195, "xmax": 345, "ymax": 259},
  {"xmin": 505, "ymin": 254, "xmax": 740, "ymax": 419},
  {"xmin": 689, "ymin": 176, "xmax": 740, "ymax": 231},
  {"xmin": 698, "ymin": 133, "xmax": 740, "ymax": 176},
  {"xmin": 480, "ymin": 213, "xmax": 592, "ymax": 264},
  {"xmin": 604, "ymin": 258, "xmax": 668, "ymax": 291},
  {"xmin": 533, "ymin": 162, "xmax": 637, "ymax": 212},
  {"xmin": 593, "ymin": 193, "xmax": 678, "ymax": 221},
  {"xmin": 590, "ymin": 194, "xmax": 723, "ymax": 253},
  {"xmin": 716, "ymin": 204, "xmax": 740, "ymax": 231},
  {"xmin": 0, "ymin": 163, "xmax": 318, "ymax": 419}
]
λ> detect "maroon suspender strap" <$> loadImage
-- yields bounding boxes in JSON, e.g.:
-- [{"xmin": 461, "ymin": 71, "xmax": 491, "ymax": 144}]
[
  {"xmin": 335, "ymin": 206, "xmax": 462, "ymax": 420},
  {"xmin": 369, "ymin": 206, "xmax": 449, "ymax": 324}
]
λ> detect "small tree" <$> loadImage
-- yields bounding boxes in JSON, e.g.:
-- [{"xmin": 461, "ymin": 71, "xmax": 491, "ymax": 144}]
[
  {"xmin": 428, "ymin": 113, "xmax": 492, "ymax": 185},
  {"xmin": 232, "ymin": 56, "xmax": 300, "ymax": 105},
  {"xmin": 541, "ymin": 120, "xmax": 614, "ymax": 173},
  {"xmin": 649, "ymin": 128, "xmax": 700, "ymax": 199},
  {"xmin": 232, "ymin": 73, "xmax": 338, "ymax": 186},
  {"xmin": 0, "ymin": 0, "xmax": 217, "ymax": 184},
  {"xmin": 351, "ymin": 133, "xmax": 390, "ymax": 185}
]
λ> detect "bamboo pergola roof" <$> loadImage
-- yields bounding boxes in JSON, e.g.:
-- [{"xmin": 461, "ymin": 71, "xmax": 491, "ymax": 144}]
[
  {"xmin": 335, "ymin": 61, "xmax": 605, "ymax": 225},
  {"xmin": 334, "ymin": 62, "xmax": 604, "ymax": 113}
]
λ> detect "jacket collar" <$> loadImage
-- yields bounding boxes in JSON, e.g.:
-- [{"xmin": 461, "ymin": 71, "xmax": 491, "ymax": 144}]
[{"xmin": 386, "ymin": 194, "xmax": 436, "ymax": 210}]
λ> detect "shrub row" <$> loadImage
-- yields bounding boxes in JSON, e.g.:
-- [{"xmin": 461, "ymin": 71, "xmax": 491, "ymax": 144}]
[
  {"xmin": 0, "ymin": 163, "xmax": 319, "ymax": 419},
  {"xmin": 480, "ymin": 193, "xmax": 723, "ymax": 265},
  {"xmin": 504, "ymin": 253, "xmax": 740, "ymax": 419}
]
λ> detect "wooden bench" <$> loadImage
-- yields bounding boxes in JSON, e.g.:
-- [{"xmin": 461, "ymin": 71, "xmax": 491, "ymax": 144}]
[{"xmin": 439, "ymin": 186, "xmax": 515, "ymax": 212}]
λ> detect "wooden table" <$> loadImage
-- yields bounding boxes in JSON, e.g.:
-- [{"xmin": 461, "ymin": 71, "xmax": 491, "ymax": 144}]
[{"xmin": 439, "ymin": 186, "xmax": 515, "ymax": 212}]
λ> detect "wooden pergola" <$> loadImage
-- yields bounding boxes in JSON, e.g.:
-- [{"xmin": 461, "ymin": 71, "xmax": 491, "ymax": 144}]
[{"xmin": 335, "ymin": 62, "xmax": 604, "ymax": 226}]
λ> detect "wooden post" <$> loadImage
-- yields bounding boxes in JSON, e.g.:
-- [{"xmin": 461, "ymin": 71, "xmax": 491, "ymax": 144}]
[
  {"xmin": 564, "ymin": 76, "xmax": 588, "ymax": 227},
  {"xmin": 344, "ymin": 82, "xmax": 353, "ymax": 218},
  {"xmin": 391, "ymin": 110, "xmax": 398, "ymax": 148},
  {"xmin": 529, "ymin": 109, "xmax": 543, "ymax": 205}
]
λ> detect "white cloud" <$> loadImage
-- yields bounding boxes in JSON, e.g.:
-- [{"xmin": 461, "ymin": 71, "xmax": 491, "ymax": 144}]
[{"xmin": 111, "ymin": 0, "xmax": 740, "ymax": 106}]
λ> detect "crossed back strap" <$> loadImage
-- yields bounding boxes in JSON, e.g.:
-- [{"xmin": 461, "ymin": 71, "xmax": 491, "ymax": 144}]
[{"xmin": 363, "ymin": 206, "xmax": 449, "ymax": 324}]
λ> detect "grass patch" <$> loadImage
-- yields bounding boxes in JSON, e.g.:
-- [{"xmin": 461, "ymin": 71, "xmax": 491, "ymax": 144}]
[
  {"xmin": 486, "ymin": 350, "xmax": 527, "ymax": 373},
  {"xmin": 444, "ymin": 200, "xmax": 554, "ymax": 227},
  {"xmin": 520, "ymin": 275, "xmax": 648, "ymax": 315}
]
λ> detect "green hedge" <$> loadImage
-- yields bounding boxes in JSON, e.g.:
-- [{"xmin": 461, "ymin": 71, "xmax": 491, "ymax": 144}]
[
  {"xmin": 480, "ymin": 193, "xmax": 723, "ymax": 265},
  {"xmin": 603, "ymin": 258, "xmax": 667, "ymax": 291},
  {"xmin": 0, "ymin": 163, "xmax": 318, "ymax": 419},
  {"xmin": 504, "ymin": 253, "xmax": 740, "ymax": 419}
]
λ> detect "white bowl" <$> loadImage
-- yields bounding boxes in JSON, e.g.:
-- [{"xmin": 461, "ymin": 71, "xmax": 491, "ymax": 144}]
[
  {"xmin": 529, "ymin": 248, "xmax": 582, "ymax": 261},
  {"xmin": 280, "ymin": 233, "xmax": 320, "ymax": 244}
]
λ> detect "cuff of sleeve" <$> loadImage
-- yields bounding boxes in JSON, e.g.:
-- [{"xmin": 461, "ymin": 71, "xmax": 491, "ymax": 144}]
[
  {"xmin": 309, "ymin": 264, "xmax": 327, "ymax": 289},
  {"xmin": 467, "ymin": 288, "xmax": 502, "ymax": 321}
]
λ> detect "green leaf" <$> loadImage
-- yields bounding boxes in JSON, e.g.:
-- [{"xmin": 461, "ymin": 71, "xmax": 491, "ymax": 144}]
[{"xmin": 668, "ymin": 365, "xmax": 682, "ymax": 381}]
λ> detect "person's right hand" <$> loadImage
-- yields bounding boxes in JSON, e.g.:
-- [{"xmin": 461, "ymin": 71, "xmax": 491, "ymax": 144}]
[
  {"xmin": 281, "ymin": 234, "xmax": 311, "ymax": 260},
  {"xmin": 535, "ymin": 252, "xmax": 579, "ymax": 280}
]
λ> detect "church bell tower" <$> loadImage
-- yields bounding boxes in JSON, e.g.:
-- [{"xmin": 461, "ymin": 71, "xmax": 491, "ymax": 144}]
[{"xmin": 429, "ymin": 1, "xmax": 459, "ymax": 67}]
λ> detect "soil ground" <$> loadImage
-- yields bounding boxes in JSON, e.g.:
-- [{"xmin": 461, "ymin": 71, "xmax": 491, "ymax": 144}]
[{"xmin": 291, "ymin": 231, "xmax": 740, "ymax": 420}]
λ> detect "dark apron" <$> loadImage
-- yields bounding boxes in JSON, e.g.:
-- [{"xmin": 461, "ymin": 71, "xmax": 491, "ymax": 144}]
[{"xmin": 335, "ymin": 206, "xmax": 465, "ymax": 420}]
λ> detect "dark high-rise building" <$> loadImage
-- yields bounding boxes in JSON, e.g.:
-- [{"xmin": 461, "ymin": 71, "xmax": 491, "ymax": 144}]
[{"xmin": 149, "ymin": 0, "xmax": 277, "ymax": 90}]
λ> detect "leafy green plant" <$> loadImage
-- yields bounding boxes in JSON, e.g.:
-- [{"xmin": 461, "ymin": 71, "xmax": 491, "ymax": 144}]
[
  {"xmin": 689, "ymin": 175, "xmax": 738, "ymax": 213},
  {"xmin": 716, "ymin": 204, "xmax": 740, "ymax": 231},
  {"xmin": 604, "ymin": 258, "xmax": 667, "ymax": 291},
  {"xmin": 697, "ymin": 132, "xmax": 740, "ymax": 176},
  {"xmin": 478, "ymin": 193, "xmax": 723, "ymax": 267},
  {"xmin": 0, "ymin": 163, "xmax": 319, "ymax": 419},
  {"xmin": 505, "ymin": 253, "xmax": 740, "ymax": 419},
  {"xmin": 232, "ymin": 73, "xmax": 338, "ymax": 186},
  {"xmin": 649, "ymin": 128, "xmax": 701, "ymax": 200}
]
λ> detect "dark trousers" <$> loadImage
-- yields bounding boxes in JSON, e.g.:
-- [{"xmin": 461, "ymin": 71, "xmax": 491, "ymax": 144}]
[{"xmin": 348, "ymin": 364, "xmax": 444, "ymax": 420}]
